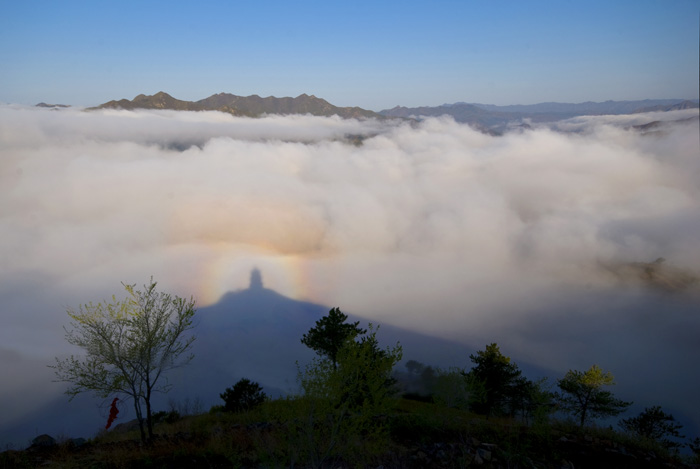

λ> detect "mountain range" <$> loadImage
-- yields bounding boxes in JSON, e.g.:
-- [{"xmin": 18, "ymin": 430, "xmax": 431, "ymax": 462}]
[
  {"xmin": 91, "ymin": 91, "xmax": 383, "ymax": 120},
  {"xmin": 84, "ymin": 92, "xmax": 699, "ymax": 133},
  {"xmin": 379, "ymin": 99, "xmax": 699, "ymax": 132},
  {"xmin": 452, "ymin": 99, "xmax": 697, "ymax": 115}
]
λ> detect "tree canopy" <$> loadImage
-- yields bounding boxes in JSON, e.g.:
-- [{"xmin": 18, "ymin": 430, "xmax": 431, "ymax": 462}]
[{"xmin": 52, "ymin": 279, "xmax": 196, "ymax": 443}]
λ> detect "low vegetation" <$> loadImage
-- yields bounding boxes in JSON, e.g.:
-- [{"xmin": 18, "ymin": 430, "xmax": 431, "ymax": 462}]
[{"xmin": 2, "ymin": 396, "xmax": 694, "ymax": 468}]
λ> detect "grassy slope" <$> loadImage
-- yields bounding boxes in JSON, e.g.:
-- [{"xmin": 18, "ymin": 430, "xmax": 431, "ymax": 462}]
[{"xmin": 1, "ymin": 397, "xmax": 692, "ymax": 468}]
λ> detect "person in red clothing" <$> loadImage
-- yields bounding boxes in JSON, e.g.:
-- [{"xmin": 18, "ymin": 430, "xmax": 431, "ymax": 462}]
[{"xmin": 105, "ymin": 398, "xmax": 119, "ymax": 429}]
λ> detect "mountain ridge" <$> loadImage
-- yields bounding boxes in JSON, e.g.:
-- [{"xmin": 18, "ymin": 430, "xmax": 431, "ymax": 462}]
[
  {"xmin": 85, "ymin": 93, "xmax": 700, "ymax": 133},
  {"xmin": 462, "ymin": 98, "xmax": 698, "ymax": 114},
  {"xmin": 379, "ymin": 98, "xmax": 699, "ymax": 128},
  {"xmin": 92, "ymin": 91, "xmax": 384, "ymax": 119}
]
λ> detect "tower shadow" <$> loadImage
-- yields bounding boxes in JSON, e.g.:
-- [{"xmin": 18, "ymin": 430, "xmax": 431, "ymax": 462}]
[{"xmin": 169, "ymin": 269, "xmax": 493, "ymax": 408}]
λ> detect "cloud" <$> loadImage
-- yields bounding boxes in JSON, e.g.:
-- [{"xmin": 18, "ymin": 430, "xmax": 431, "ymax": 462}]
[{"xmin": 1, "ymin": 106, "xmax": 698, "ymax": 442}]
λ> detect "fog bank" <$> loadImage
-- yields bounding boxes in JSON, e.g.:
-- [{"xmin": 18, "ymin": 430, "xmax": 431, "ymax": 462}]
[{"xmin": 1, "ymin": 106, "xmax": 698, "ymax": 443}]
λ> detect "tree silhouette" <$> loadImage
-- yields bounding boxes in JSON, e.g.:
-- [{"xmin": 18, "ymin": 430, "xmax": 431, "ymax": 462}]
[
  {"xmin": 619, "ymin": 406, "xmax": 684, "ymax": 451},
  {"xmin": 688, "ymin": 437, "xmax": 700, "ymax": 461},
  {"xmin": 557, "ymin": 364, "xmax": 631, "ymax": 427},
  {"xmin": 465, "ymin": 343, "xmax": 523, "ymax": 416},
  {"xmin": 301, "ymin": 307, "xmax": 366, "ymax": 369},
  {"xmin": 220, "ymin": 378, "xmax": 267, "ymax": 412}
]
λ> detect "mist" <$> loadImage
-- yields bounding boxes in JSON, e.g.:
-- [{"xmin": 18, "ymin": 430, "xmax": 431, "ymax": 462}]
[{"xmin": 1, "ymin": 105, "xmax": 698, "ymax": 444}]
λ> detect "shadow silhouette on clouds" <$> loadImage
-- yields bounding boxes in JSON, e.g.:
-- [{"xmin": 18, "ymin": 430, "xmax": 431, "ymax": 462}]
[{"xmin": 168, "ymin": 268, "xmax": 490, "ymax": 407}]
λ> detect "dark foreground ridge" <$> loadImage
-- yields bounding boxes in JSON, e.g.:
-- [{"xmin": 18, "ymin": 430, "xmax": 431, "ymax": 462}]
[{"xmin": 2, "ymin": 402, "xmax": 693, "ymax": 468}]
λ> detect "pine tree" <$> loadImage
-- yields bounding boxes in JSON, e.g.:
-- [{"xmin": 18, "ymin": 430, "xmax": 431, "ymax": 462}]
[{"xmin": 301, "ymin": 307, "xmax": 366, "ymax": 369}]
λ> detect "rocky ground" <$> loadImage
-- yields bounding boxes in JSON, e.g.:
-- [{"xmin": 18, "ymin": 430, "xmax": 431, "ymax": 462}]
[{"xmin": 1, "ymin": 424, "xmax": 694, "ymax": 469}]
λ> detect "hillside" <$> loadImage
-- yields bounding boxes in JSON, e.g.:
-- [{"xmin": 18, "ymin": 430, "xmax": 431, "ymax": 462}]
[
  {"xmin": 2, "ymin": 399, "xmax": 694, "ymax": 468},
  {"xmin": 92, "ymin": 91, "xmax": 384, "ymax": 119}
]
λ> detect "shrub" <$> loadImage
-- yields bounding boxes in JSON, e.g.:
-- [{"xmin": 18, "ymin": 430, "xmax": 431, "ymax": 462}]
[
  {"xmin": 152, "ymin": 410, "xmax": 181, "ymax": 424},
  {"xmin": 220, "ymin": 378, "xmax": 267, "ymax": 413}
]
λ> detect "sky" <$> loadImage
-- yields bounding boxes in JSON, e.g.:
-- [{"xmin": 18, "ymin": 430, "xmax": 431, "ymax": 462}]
[{"xmin": 0, "ymin": 0, "xmax": 698, "ymax": 109}]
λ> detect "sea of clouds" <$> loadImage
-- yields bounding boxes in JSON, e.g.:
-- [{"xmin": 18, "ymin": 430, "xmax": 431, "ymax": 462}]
[{"xmin": 1, "ymin": 105, "xmax": 698, "ymax": 445}]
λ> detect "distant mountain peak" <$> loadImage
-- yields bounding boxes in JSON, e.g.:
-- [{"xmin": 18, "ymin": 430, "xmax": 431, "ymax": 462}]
[{"xmin": 35, "ymin": 102, "xmax": 70, "ymax": 108}]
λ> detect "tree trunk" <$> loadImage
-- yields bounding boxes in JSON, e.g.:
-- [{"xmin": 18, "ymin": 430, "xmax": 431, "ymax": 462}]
[
  {"xmin": 579, "ymin": 390, "xmax": 591, "ymax": 427},
  {"xmin": 133, "ymin": 398, "xmax": 146, "ymax": 444},
  {"xmin": 146, "ymin": 390, "xmax": 154, "ymax": 442}
]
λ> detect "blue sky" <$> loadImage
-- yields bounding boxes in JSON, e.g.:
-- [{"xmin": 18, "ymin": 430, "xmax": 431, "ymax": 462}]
[{"xmin": 1, "ymin": 0, "xmax": 698, "ymax": 110}]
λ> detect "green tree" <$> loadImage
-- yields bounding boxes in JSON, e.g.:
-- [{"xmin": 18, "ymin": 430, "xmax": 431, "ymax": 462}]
[
  {"xmin": 51, "ymin": 279, "xmax": 196, "ymax": 443},
  {"xmin": 220, "ymin": 378, "xmax": 267, "ymax": 413},
  {"xmin": 619, "ymin": 406, "xmax": 684, "ymax": 451},
  {"xmin": 301, "ymin": 307, "xmax": 366, "ymax": 369},
  {"xmin": 465, "ymin": 343, "xmax": 523, "ymax": 416},
  {"xmin": 556, "ymin": 364, "xmax": 631, "ymax": 428},
  {"xmin": 295, "ymin": 324, "xmax": 402, "ymax": 466}
]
